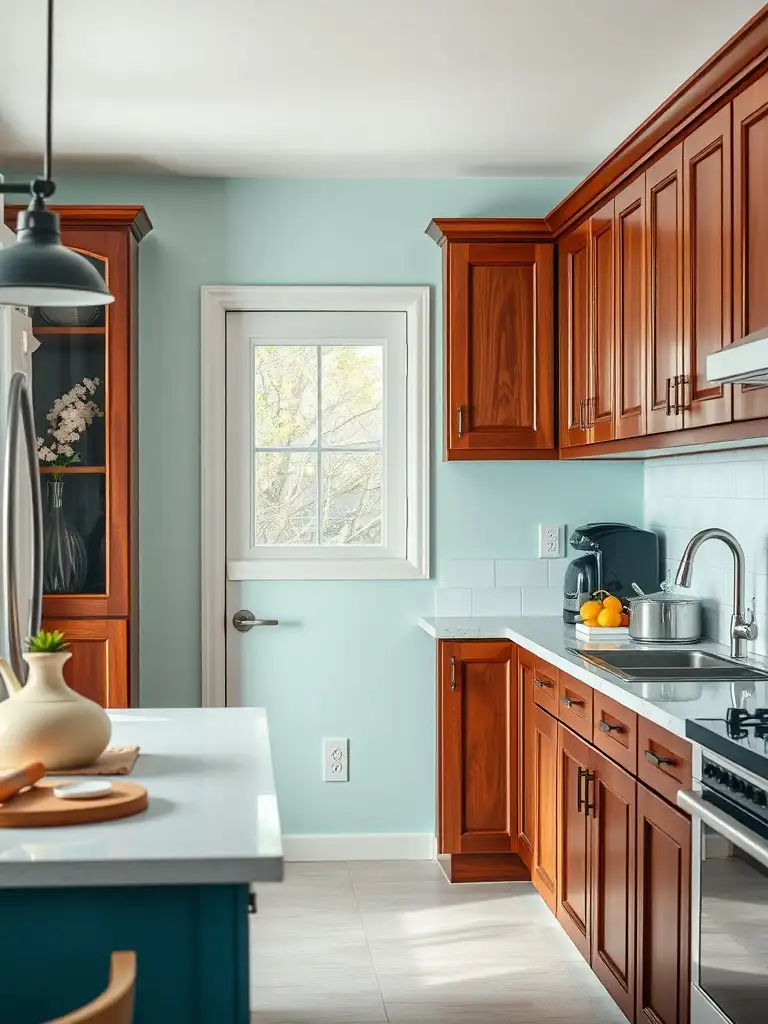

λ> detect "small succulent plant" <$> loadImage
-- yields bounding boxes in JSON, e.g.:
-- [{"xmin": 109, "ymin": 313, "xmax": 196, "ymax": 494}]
[{"xmin": 25, "ymin": 630, "xmax": 69, "ymax": 653}]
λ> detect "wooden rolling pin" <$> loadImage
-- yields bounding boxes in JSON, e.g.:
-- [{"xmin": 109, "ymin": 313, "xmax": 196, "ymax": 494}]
[{"xmin": 0, "ymin": 762, "xmax": 46, "ymax": 803}]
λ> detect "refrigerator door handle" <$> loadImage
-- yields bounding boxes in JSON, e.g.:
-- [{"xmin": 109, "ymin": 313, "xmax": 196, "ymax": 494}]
[{"xmin": 3, "ymin": 372, "xmax": 43, "ymax": 682}]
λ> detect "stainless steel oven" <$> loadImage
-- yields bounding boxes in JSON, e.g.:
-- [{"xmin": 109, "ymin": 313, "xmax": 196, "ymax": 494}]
[{"xmin": 679, "ymin": 745, "xmax": 768, "ymax": 1024}]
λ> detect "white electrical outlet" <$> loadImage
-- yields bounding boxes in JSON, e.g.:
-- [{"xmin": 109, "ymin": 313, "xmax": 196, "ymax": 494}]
[
  {"xmin": 323, "ymin": 738, "xmax": 349, "ymax": 783},
  {"xmin": 539, "ymin": 524, "xmax": 563, "ymax": 559}
]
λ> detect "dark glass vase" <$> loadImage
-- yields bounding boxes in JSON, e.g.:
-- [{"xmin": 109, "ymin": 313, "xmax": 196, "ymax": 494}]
[{"xmin": 43, "ymin": 478, "xmax": 88, "ymax": 594}]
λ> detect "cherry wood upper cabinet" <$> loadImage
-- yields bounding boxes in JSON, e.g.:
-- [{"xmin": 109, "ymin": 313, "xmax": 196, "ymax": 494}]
[
  {"xmin": 517, "ymin": 647, "xmax": 536, "ymax": 868},
  {"xmin": 559, "ymin": 222, "xmax": 591, "ymax": 448},
  {"xmin": 556, "ymin": 724, "xmax": 592, "ymax": 960},
  {"xmin": 614, "ymin": 177, "xmax": 647, "ymax": 439},
  {"xmin": 590, "ymin": 749, "xmax": 637, "ymax": 1022},
  {"xmin": 733, "ymin": 73, "xmax": 768, "ymax": 421},
  {"xmin": 438, "ymin": 640, "xmax": 518, "ymax": 854},
  {"xmin": 682, "ymin": 106, "xmax": 733, "ymax": 428},
  {"xmin": 532, "ymin": 704, "xmax": 558, "ymax": 913},
  {"xmin": 589, "ymin": 199, "xmax": 616, "ymax": 443},
  {"xmin": 646, "ymin": 145, "xmax": 684, "ymax": 435},
  {"xmin": 428, "ymin": 222, "xmax": 555, "ymax": 460},
  {"xmin": 636, "ymin": 783, "xmax": 691, "ymax": 1024}
]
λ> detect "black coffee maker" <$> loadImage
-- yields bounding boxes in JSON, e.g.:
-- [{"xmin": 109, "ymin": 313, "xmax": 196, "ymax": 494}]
[{"xmin": 563, "ymin": 523, "xmax": 660, "ymax": 624}]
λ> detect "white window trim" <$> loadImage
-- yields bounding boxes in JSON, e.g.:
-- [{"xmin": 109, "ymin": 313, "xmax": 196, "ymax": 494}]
[{"xmin": 201, "ymin": 286, "xmax": 430, "ymax": 701}]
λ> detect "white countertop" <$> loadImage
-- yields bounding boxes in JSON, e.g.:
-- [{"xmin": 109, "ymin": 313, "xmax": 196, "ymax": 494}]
[
  {"xmin": 419, "ymin": 616, "xmax": 768, "ymax": 738},
  {"xmin": 0, "ymin": 708, "xmax": 283, "ymax": 889}
]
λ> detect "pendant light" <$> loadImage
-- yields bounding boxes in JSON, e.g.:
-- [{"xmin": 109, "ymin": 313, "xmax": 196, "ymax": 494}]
[{"xmin": 0, "ymin": 0, "xmax": 113, "ymax": 307}]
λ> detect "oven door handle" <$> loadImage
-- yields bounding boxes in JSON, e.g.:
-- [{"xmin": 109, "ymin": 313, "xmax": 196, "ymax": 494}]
[{"xmin": 678, "ymin": 789, "xmax": 768, "ymax": 870}]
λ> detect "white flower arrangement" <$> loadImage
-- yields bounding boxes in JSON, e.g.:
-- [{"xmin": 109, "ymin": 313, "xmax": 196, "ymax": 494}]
[{"xmin": 37, "ymin": 377, "xmax": 104, "ymax": 475}]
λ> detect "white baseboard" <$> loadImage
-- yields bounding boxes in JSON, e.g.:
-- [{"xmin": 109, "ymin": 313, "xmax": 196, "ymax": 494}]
[{"xmin": 282, "ymin": 833, "xmax": 437, "ymax": 862}]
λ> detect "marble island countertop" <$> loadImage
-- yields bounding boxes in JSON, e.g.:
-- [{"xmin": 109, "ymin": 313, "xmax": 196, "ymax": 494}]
[
  {"xmin": 0, "ymin": 708, "xmax": 283, "ymax": 889},
  {"xmin": 419, "ymin": 616, "xmax": 768, "ymax": 738}
]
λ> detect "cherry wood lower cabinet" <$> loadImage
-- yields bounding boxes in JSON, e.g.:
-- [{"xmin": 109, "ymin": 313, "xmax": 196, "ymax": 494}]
[
  {"xmin": 43, "ymin": 618, "xmax": 128, "ymax": 708},
  {"xmin": 636, "ymin": 784, "xmax": 691, "ymax": 1024},
  {"xmin": 437, "ymin": 640, "xmax": 527, "ymax": 881},
  {"xmin": 517, "ymin": 647, "xmax": 536, "ymax": 868},
  {"xmin": 531, "ymin": 704, "xmax": 558, "ymax": 912},
  {"xmin": 556, "ymin": 721, "xmax": 638, "ymax": 1021}
]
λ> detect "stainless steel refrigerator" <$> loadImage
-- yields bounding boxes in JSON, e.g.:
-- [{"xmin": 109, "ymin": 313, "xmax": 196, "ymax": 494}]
[{"xmin": 0, "ymin": 210, "xmax": 43, "ymax": 684}]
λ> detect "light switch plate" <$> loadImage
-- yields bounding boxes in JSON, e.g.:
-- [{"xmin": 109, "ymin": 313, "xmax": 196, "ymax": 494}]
[{"xmin": 539, "ymin": 524, "xmax": 563, "ymax": 559}]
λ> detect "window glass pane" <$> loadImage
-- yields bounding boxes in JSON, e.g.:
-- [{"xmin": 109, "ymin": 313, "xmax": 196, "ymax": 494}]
[
  {"xmin": 254, "ymin": 452, "xmax": 317, "ymax": 544},
  {"xmin": 321, "ymin": 345, "xmax": 382, "ymax": 448},
  {"xmin": 321, "ymin": 452, "xmax": 382, "ymax": 545},
  {"xmin": 254, "ymin": 345, "xmax": 317, "ymax": 447}
]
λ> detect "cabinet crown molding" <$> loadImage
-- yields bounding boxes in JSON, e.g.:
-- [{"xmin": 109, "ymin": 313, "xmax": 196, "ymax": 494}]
[
  {"xmin": 426, "ymin": 218, "xmax": 553, "ymax": 246},
  {"xmin": 5, "ymin": 205, "xmax": 152, "ymax": 242}
]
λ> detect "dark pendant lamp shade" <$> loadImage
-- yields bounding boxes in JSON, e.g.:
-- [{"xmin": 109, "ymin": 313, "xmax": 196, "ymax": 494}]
[
  {"xmin": 0, "ymin": 0, "xmax": 114, "ymax": 308},
  {"xmin": 0, "ymin": 201, "xmax": 113, "ymax": 307}
]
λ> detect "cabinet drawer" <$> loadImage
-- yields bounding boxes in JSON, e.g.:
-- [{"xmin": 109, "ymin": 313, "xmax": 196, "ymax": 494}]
[
  {"xmin": 637, "ymin": 717, "xmax": 692, "ymax": 804},
  {"xmin": 593, "ymin": 690, "xmax": 637, "ymax": 773},
  {"xmin": 557, "ymin": 671, "xmax": 593, "ymax": 740},
  {"xmin": 533, "ymin": 658, "xmax": 559, "ymax": 714}
]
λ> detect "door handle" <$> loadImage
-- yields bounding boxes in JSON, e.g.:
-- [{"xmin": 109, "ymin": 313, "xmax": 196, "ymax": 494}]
[
  {"xmin": 645, "ymin": 749, "xmax": 676, "ymax": 768},
  {"xmin": 232, "ymin": 610, "xmax": 279, "ymax": 633},
  {"xmin": 665, "ymin": 377, "xmax": 673, "ymax": 416},
  {"xmin": 450, "ymin": 655, "xmax": 458, "ymax": 692},
  {"xmin": 457, "ymin": 404, "xmax": 464, "ymax": 438}
]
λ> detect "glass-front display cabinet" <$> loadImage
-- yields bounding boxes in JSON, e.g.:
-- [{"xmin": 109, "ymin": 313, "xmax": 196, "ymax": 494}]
[{"xmin": 5, "ymin": 205, "xmax": 152, "ymax": 707}]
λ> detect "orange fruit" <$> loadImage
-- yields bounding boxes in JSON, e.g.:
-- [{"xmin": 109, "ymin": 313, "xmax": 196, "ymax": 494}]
[
  {"xmin": 582, "ymin": 617, "xmax": 600, "ymax": 627},
  {"xmin": 597, "ymin": 607, "xmax": 622, "ymax": 628},
  {"xmin": 579, "ymin": 600, "xmax": 603, "ymax": 621},
  {"xmin": 602, "ymin": 595, "xmax": 623, "ymax": 613},
  {"xmin": 620, "ymin": 612, "xmax": 629, "ymax": 626}
]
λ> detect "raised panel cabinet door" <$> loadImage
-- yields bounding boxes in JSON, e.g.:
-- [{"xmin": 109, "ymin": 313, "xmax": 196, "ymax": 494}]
[
  {"xmin": 42, "ymin": 618, "xmax": 128, "ymax": 708},
  {"xmin": 558, "ymin": 223, "xmax": 591, "ymax": 448},
  {"xmin": 614, "ymin": 176, "xmax": 647, "ymax": 439},
  {"xmin": 589, "ymin": 198, "xmax": 616, "ymax": 443},
  {"xmin": 532, "ymin": 704, "xmax": 558, "ymax": 912},
  {"xmin": 438, "ymin": 641, "xmax": 517, "ymax": 855},
  {"xmin": 591, "ymin": 749, "xmax": 637, "ymax": 1022},
  {"xmin": 733, "ymin": 73, "xmax": 768, "ymax": 420},
  {"xmin": 636, "ymin": 784, "xmax": 691, "ymax": 1024},
  {"xmin": 646, "ymin": 145, "xmax": 684, "ymax": 435},
  {"xmin": 556, "ymin": 723, "xmax": 592, "ymax": 960},
  {"xmin": 446, "ymin": 242, "xmax": 555, "ymax": 458},
  {"xmin": 517, "ymin": 647, "xmax": 536, "ymax": 867},
  {"xmin": 682, "ymin": 105, "xmax": 733, "ymax": 427}
]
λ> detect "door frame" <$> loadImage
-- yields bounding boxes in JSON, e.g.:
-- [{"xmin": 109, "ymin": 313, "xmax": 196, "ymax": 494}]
[{"xmin": 200, "ymin": 285, "xmax": 430, "ymax": 707}]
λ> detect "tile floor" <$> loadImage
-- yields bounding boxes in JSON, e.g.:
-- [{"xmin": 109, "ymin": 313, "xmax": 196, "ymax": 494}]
[{"xmin": 250, "ymin": 861, "xmax": 628, "ymax": 1023}]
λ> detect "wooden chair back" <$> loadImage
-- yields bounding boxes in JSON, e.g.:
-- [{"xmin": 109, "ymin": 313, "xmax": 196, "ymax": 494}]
[{"xmin": 45, "ymin": 951, "xmax": 136, "ymax": 1024}]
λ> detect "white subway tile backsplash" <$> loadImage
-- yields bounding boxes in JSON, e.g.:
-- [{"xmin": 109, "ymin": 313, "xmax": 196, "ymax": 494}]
[
  {"xmin": 472, "ymin": 587, "xmax": 523, "ymax": 617},
  {"xmin": 522, "ymin": 587, "xmax": 563, "ymax": 617},
  {"xmin": 495, "ymin": 559, "xmax": 548, "ymax": 589},
  {"xmin": 644, "ymin": 446, "xmax": 768, "ymax": 649},
  {"xmin": 434, "ymin": 588, "xmax": 472, "ymax": 617},
  {"xmin": 442, "ymin": 559, "xmax": 495, "ymax": 589}
]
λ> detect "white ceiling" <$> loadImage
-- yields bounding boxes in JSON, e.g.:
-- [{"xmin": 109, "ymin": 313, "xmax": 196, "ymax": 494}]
[{"xmin": 0, "ymin": 0, "xmax": 764, "ymax": 178}]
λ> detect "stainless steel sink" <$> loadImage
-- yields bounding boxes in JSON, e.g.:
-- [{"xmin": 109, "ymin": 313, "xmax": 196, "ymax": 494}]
[{"xmin": 569, "ymin": 648, "xmax": 768, "ymax": 682}]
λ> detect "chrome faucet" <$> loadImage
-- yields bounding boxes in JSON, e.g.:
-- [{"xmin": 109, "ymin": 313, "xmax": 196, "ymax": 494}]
[{"xmin": 675, "ymin": 528, "xmax": 758, "ymax": 659}]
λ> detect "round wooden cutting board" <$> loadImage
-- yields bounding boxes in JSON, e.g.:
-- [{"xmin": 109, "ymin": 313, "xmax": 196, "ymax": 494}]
[{"xmin": 0, "ymin": 780, "xmax": 148, "ymax": 828}]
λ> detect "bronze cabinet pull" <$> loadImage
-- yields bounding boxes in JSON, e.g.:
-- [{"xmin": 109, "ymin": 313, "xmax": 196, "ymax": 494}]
[
  {"xmin": 561, "ymin": 695, "xmax": 585, "ymax": 710},
  {"xmin": 645, "ymin": 749, "xmax": 675, "ymax": 768},
  {"xmin": 675, "ymin": 374, "xmax": 688, "ymax": 414},
  {"xmin": 584, "ymin": 770, "xmax": 596, "ymax": 817},
  {"xmin": 450, "ymin": 655, "xmax": 458, "ymax": 691},
  {"xmin": 577, "ymin": 766, "xmax": 587, "ymax": 812},
  {"xmin": 598, "ymin": 719, "xmax": 624, "ymax": 734},
  {"xmin": 457, "ymin": 405, "xmax": 464, "ymax": 438},
  {"xmin": 665, "ymin": 377, "xmax": 673, "ymax": 415},
  {"xmin": 535, "ymin": 678, "xmax": 554, "ymax": 689}
]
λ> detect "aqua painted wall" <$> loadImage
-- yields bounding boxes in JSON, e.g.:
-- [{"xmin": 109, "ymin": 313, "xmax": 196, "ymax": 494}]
[{"xmin": 12, "ymin": 175, "xmax": 645, "ymax": 834}]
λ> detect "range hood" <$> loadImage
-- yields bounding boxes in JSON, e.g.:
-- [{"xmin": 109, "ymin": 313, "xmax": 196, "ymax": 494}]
[{"xmin": 707, "ymin": 325, "xmax": 768, "ymax": 385}]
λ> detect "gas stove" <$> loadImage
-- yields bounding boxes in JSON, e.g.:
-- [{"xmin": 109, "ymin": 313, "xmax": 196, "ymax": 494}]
[{"xmin": 687, "ymin": 706, "xmax": 768, "ymax": 783}]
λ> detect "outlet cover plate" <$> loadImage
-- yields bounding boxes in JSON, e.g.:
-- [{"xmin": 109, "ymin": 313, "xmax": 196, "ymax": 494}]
[
  {"xmin": 323, "ymin": 737, "xmax": 349, "ymax": 782},
  {"xmin": 539, "ymin": 524, "xmax": 563, "ymax": 559}
]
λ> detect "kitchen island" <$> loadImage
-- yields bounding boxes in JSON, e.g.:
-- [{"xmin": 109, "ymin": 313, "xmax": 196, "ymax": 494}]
[{"xmin": 0, "ymin": 708, "xmax": 282, "ymax": 1024}]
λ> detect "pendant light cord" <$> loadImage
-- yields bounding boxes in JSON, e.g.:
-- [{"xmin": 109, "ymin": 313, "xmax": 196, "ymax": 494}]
[{"xmin": 44, "ymin": 0, "xmax": 54, "ymax": 185}]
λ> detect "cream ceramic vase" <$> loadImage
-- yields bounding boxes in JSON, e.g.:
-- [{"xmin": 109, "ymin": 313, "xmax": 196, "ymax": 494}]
[{"xmin": 0, "ymin": 652, "xmax": 111, "ymax": 770}]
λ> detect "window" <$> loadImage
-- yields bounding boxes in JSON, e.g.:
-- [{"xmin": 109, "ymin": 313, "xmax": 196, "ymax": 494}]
[{"xmin": 225, "ymin": 290, "xmax": 429, "ymax": 580}]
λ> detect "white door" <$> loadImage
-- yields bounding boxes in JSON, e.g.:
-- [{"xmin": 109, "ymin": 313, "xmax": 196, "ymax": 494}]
[{"xmin": 224, "ymin": 308, "xmax": 407, "ymax": 707}]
